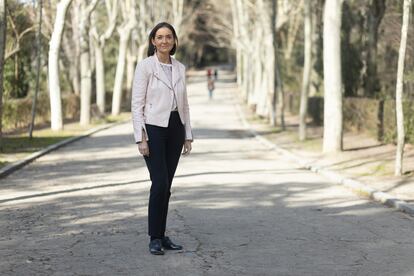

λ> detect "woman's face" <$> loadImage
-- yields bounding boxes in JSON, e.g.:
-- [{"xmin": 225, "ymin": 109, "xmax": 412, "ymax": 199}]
[{"xmin": 152, "ymin": 27, "xmax": 175, "ymax": 55}]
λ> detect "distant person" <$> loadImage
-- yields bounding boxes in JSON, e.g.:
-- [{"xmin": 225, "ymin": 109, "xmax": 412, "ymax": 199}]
[
  {"xmin": 208, "ymin": 78, "xmax": 215, "ymax": 100},
  {"xmin": 131, "ymin": 22, "xmax": 193, "ymax": 256},
  {"xmin": 214, "ymin": 68, "xmax": 218, "ymax": 80},
  {"xmin": 207, "ymin": 68, "xmax": 212, "ymax": 78}
]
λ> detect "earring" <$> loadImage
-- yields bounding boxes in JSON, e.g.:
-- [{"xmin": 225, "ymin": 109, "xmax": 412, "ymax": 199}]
[{"xmin": 153, "ymin": 45, "xmax": 157, "ymax": 52}]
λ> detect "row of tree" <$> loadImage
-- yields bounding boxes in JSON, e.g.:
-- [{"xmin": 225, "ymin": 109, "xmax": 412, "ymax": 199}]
[
  {"xmin": 0, "ymin": 0, "xmax": 412, "ymax": 176},
  {"xmin": 227, "ymin": 0, "xmax": 412, "ymax": 176},
  {"xmin": 46, "ymin": 0, "xmax": 186, "ymax": 130},
  {"xmin": 0, "ymin": 0, "xmax": 193, "ymax": 135}
]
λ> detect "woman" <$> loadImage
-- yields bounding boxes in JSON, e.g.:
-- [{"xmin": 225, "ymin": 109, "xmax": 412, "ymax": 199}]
[{"xmin": 131, "ymin": 22, "xmax": 193, "ymax": 255}]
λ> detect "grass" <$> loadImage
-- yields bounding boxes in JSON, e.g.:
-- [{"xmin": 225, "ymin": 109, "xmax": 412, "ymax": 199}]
[
  {"xmin": 295, "ymin": 135, "xmax": 323, "ymax": 151},
  {"xmin": 1, "ymin": 135, "xmax": 73, "ymax": 154},
  {"xmin": 355, "ymin": 163, "xmax": 391, "ymax": 177},
  {"xmin": 91, "ymin": 112, "xmax": 130, "ymax": 124},
  {"xmin": 0, "ymin": 112, "xmax": 130, "ymax": 168}
]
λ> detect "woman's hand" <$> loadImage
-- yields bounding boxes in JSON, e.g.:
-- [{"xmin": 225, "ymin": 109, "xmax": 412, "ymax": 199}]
[
  {"xmin": 138, "ymin": 141, "xmax": 150, "ymax": 156},
  {"xmin": 182, "ymin": 140, "xmax": 192, "ymax": 156}
]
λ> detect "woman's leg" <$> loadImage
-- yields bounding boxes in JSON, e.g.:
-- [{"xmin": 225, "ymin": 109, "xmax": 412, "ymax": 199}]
[
  {"xmin": 144, "ymin": 124, "xmax": 170, "ymax": 238},
  {"xmin": 160, "ymin": 112, "xmax": 185, "ymax": 235}
]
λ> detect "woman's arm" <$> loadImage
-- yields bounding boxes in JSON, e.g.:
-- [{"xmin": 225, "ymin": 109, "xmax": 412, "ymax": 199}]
[
  {"xmin": 183, "ymin": 70, "xmax": 193, "ymax": 142},
  {"xmin": 131, "ymin": 61, "xmax": 149, "ymax": 143}
]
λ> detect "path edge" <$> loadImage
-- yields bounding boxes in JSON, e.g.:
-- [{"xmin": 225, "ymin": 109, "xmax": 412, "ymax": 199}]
[
  {"xmin": 0, "ymin": 120, "xmax": 130, "ymax": 179},
  {"xmin": 235, "ymin": 104, "xmax": 414, "ymax": 217}
]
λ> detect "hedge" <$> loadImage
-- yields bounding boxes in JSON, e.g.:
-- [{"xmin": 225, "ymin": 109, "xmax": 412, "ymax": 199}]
[
  {"xmin": 286, "ymin": 94, "xmax": 414, "ymax": 144},
  {"xmin": 2, "ymin": 93, "xmax": 79, "ymax": 133}
]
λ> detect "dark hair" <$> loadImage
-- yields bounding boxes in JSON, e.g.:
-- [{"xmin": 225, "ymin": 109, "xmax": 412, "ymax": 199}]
[{"xmin": 147, "ymin": 22, "xmax": 178, "ymax": 57}]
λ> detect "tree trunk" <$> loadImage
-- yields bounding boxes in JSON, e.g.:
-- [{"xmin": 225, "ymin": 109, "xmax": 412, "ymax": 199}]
[
  {"xmin": 236, "ymin": 49, "xmax": 242, "ymax": 86},
  {"xmin": 126, "ymin": 45, "xmax": 136, "ymax": 101},
  {"xmin": 242, "ymin": 52, "xmax": 249, "ymax": 100},
  {"xmin": 250, "ymin": 47, "xmax": 262, "ymax": 108},
  {"xmin": 29, "ymin": 0, "xmax": 43, "ymax": 138},
  {"xmin": 271, "ymin": 0, "xmax": 285, "ymax": 129},
  {"xmin": 322, "ymin": 0, "xmax": 343, "ymax": 153},
  {"xmin": 79, "ymin": 0, "xmax": 98, "ymax": 125},
  {"xmin": 94, "ymin": 41, "xmax": 105, "ymax": 114},
  {"xmin": 309, "ymin": 0, "xmax": 323, "ymax": 97},
  {"xmin": 91, "ymin": 0, "xmax": 118, "ymax": 114},
  {"xmin": 69, "ymin": 1, "xmax": 80, "ymax": 95},
  {"xmin": 61, "ymin": 32, "xmax": 80, "ymax": 95},
  {"xmin": 79, "ymin": 43, "xmax": 91, "ymax": 125},
  {"xmin": 255, "ymin": 0, "xmax": 273, "ymax": 118},
  {"xmin": 172, "ymin": 0, "xmax": 184, "ymax": 37},
  {"xmin": 231, "ymin": 0, "xmax": 242, "ymax": 87},
  {"xmin": 275, "ymin": 51, "xmax": 285, "ymax": 130},
  {"xmin": 111, "ymin": 28, "xmax": 131, "ymax": 115},
  {"xmin": 299, "ymin": 0, "xmax": 313, "ymax": 141},
  {"xmin": 137, "ymin": 43, "xmax": 146, "ymax": 62},
  {"xmin": 269, "ymin": 0, "xmax": 278, "ymax": 126},
  {"xmin": 363, "ymin": 0, "xmax": 386, "ymax": 97},
  {"xmin": 0, "ymin": 0, "xmax": 6, "ymax": 141},
  {"xmin": 233, "ymin": 0, "xmax": 251, "ymax": 102},
  {"xmin": 124, "ymin": 44, "xmax": 136, "ymax": 108},
  {"xmin": 111, "ymin": 0, "xmax": 135, "ymax": 116},
  {"xmin": 395, "ymin": 0, "xmax": 412, "ymax": 176},
  {"xmin": 48, "ymin": 0, "xmax": 73, "ymax": 131}
]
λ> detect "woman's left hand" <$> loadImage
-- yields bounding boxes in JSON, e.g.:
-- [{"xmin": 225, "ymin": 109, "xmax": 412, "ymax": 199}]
[{"xmin": 182, "ymin": 140, "xmax": 192, "ymax": 156}]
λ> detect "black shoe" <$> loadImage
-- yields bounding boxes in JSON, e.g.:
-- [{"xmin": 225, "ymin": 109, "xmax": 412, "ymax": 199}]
[
  {"xmin": 149, "ymin": 239, "xmax": 164, "ymax": 255},
  {"xmin": 161, "ymin": 236, "xmax": 183, "ymax": 250}
]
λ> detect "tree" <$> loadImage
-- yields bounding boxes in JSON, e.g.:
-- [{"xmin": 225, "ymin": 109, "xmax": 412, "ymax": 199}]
[
  {"xmin": 4, "ymin": 1, "xmax": 35, "ymax": 99},
  {"xmin": 29, "ymin": 0, "xmax": 43, "ymax": 138},
  {"xmin": 41, "ymin": 0, "xmax": 81, "ymax": 96},
  {"xmin": 65, "ymin": 2, "xmax": 81, "ymax": 95},
  {"xmin": 111, "ymin": 0, "xmax": 136, "ymax": 116},
  {"xmin": 395, "ymin": 0, "xmax": 412, "ymax": 176},
  {"xmin": 299, "ymin": 0, "xmax": 313, "ymax": 141},
  {"xmin": 281, "ymin": 0, "xmax": 303, "ymax": 79},
  {"xmin": 4, "ymin": 3, "xmax": 35, "ymax": 61},
  {"xmin": 171, "ymin": 0, "xmax": 184, "ymax": 37},
  {"xmin": 254, "ymin": 0, "xmax": 272, "ymax": 119},
  {"xmin": 91, "ymin": 0, "xmax": 118, "ymax": 114},
  {"xmin": 274, "ymin": 20, "xmax": 285, "ymax": 129},
  {"xmin": 362, "ymin": 0, "xmax": 386, "ymax": 97},
  {"xmin": 0, "ymin": 0, "xmax": 6, "ymax": 142},
  {"xmin": 126, "ymin": 1, "xmax": 153, "ymax": 98},
  {"xmin": 323, "ymin": 0, "xmax": 343, "ymax": 153},
  {"xmin": 230, "ymin": 0, "xmax": 300, "ymax": 128},
  {"xmin": 230, "ymin": 0, "xmax": 254, "ymax": 102},
  {"xmin": 309, "ymin": 0, "xmax": 323, "ymax": 97},
  {"xmin": 48, "ymin": 0, "xmax": 72, "ymax": 131},
  {"xmin": 269, "ymin": 0, "xmax": 278, "ymax": 126},
  {"xmin": 79, "ymin": 0, "xmax": 98, "ymax": 126}
]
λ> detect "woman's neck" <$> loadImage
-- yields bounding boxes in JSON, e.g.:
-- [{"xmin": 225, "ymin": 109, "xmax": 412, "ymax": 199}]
[{"xmin": 156, "ymin": 52, "xmax": 171, "ymax": 64}]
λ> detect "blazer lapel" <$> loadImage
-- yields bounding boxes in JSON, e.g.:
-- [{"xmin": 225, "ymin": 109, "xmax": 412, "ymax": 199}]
[
  {"xmin": 171, "ymin": 58, "xmax": 182, "ymax": 89},
  {"xmin": 152, "ymin": 55, "xmax": 172, "ymax": 90}
]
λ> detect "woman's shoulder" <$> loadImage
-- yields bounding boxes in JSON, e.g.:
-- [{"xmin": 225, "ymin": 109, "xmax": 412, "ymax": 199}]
[
  {"xmin": 138, "ymin": 56, "xmax": 155, "ymax": 67},
  {"xmin": 136, "ymin": 56, "xmax": 157, "ymax": 75}
]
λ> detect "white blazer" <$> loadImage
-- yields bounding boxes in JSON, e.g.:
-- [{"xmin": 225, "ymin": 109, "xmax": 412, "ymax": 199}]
[{"xmin": 131, "ymin": 54, "xmax": 193, "ymax": 143}]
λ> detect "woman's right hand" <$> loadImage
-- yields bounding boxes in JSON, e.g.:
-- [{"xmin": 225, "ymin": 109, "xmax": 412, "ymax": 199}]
[{"xmin": 138, "ymin": 141, "xmax": 149, "ymax": 156}]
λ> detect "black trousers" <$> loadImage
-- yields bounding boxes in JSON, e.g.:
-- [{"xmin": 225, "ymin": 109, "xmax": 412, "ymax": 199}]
[{"xmin": 144, "ymin": 111, "xmax": 185, "ymax": 238}]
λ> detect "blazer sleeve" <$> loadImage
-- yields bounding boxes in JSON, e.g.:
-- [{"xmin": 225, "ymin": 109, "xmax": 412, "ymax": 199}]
[
  {"xmin": 131, "ymin": 61, "xmax": 149, "ymax": 143},
  {"xmin": 183, "ymin": 69, "xmax": 194, "ymax": 141}
]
